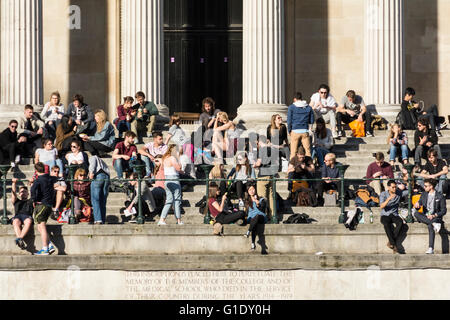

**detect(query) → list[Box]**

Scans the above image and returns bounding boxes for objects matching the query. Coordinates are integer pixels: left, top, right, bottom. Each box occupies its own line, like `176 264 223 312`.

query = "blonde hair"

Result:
387 123 401 144
270 114 281 132
162 144 177 160
217 111 229 123
95 109 107 133
210 162 224 179
74 168 87 180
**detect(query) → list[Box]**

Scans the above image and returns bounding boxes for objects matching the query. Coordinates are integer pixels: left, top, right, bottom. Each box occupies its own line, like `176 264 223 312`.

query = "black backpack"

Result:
283 213 316 224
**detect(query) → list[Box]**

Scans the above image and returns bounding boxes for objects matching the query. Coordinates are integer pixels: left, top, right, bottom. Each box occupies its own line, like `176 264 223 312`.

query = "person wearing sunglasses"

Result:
309 84 338 138
0 119 27 168
65 139 89 173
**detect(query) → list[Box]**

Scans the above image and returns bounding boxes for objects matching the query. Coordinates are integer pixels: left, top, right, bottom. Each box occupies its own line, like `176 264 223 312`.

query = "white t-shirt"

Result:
310 92 337 114
67 152 84 165
36 148 58 163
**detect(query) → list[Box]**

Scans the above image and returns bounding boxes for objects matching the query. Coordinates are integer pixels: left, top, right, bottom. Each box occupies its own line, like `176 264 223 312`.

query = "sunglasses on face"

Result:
10 125 17 128
320 91 328 94
71 145 78 148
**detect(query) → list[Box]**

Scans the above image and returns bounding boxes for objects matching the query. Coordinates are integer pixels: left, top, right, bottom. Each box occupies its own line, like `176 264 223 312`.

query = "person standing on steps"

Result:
287 92 315 159
31 162 56 255
158 145 183 225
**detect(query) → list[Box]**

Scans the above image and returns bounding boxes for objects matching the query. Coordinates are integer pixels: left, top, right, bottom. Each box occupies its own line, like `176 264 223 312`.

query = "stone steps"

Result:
1 253 450 271
1 224 448 255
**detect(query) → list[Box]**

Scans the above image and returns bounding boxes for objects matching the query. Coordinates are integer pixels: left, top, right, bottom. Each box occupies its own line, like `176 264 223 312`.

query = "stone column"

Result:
0 0 43 122
364 0 404 122
237 0 287 128
121 0 169 121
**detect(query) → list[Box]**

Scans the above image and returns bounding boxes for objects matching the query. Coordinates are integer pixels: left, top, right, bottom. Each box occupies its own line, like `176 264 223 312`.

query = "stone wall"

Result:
43 0 119 119
2 269 450 299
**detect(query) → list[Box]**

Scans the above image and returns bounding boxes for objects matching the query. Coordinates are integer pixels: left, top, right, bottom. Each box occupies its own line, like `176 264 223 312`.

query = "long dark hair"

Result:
60 115 74 133
244 184 258 210
315 117 327 140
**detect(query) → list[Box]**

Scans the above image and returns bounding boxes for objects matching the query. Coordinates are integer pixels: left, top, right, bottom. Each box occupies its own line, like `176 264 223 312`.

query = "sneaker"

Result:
15 238 26 250
48 242 56 254
177 221 184 225
366 132 374 137
129 216 137 223
244 231 250 238
433 222 441 233
157 220 166 225
35 248 50 256
14 155 21 164
426 247 434 254
251 243 256 250
436 130 443 137
439 122 448 130
10 162 15 169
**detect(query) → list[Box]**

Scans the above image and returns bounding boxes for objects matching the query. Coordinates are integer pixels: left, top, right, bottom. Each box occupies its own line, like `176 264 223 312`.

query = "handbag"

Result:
349 120 365 137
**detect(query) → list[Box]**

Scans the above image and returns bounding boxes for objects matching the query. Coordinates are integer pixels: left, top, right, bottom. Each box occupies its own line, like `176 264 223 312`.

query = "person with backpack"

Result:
379 180 405 254
414 179 447 254
244 184 268 254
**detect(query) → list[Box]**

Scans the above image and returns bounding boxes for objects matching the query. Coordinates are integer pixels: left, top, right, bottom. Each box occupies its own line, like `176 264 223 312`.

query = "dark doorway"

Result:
164 0 243 117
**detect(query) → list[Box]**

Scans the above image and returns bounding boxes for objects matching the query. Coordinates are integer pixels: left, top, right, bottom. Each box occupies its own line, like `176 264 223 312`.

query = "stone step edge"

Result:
1 254 450 271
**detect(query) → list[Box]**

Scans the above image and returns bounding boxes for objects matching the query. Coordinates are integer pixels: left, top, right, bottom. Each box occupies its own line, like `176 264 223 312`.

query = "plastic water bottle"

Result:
370 211 374 224
238 199 245 211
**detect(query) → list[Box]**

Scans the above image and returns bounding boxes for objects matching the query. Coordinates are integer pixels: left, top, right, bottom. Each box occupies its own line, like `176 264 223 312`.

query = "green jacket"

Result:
133 101 159 121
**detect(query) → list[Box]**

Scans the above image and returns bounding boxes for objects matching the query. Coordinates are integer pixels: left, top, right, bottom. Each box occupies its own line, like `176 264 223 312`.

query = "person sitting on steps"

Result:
336 90 373 138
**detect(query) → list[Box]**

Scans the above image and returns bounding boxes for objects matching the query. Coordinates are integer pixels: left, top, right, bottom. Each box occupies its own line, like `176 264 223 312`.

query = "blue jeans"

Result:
142 156 155 177
160 175 182 220
90 172 110 223
44 159 64 173
311 147 329 166
390 144 408 161
117 120 131 137
113 158 135 179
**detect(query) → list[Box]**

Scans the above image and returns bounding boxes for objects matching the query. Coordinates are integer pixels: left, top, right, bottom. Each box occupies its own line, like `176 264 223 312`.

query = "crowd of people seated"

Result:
6 85 449 256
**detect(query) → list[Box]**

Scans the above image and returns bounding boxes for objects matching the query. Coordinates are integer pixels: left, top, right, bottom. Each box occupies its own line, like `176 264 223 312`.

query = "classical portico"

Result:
0 0 411 127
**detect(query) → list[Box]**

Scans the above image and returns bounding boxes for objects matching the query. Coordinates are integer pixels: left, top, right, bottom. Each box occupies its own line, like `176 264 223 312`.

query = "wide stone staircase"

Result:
1 125 450 271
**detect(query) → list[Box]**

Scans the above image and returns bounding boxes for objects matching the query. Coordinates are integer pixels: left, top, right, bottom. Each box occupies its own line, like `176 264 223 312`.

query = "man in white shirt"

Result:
309 84 338 138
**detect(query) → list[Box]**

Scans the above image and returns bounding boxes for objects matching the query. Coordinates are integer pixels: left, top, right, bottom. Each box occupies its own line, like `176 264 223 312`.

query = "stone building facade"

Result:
0 0 448 126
